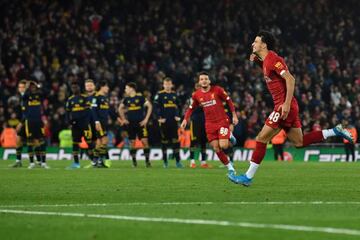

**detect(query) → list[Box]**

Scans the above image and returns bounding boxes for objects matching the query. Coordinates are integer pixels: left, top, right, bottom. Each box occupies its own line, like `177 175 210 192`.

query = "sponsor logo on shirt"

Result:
201 100 217 107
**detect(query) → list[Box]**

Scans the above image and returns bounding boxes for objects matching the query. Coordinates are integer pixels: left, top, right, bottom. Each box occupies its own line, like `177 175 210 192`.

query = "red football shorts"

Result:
205 120 231 142
265 103 302 131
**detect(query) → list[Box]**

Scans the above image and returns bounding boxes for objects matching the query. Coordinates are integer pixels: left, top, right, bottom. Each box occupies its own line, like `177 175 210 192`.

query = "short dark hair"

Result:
18 80 27 85
257 30 276 50
98 80 108 89
71 80 81 86
126 82 137 91
197 71 209 82
163 77 173 83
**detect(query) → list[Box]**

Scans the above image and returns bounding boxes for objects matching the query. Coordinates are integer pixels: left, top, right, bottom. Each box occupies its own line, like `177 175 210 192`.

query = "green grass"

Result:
0 160 359 240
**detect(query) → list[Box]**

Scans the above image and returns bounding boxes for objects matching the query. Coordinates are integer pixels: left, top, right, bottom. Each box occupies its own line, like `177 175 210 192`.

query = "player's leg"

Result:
68 123 82 169
189 120 199 168
287 125 353 148
170 120 182 168
229 123 237 146
140 137 151 167
229 125 280 185
127 124 138 167
199 123 208 168
36 138 48 168
139 124 151 167
25 121 36 169
200 140 208 168
160 123 169 167
172 138 182 168
279 144 284 160
94 122 109 168
13 134 23 167
86 123 97 167
344 143 350 162
273 144 279 160
350 143 355 162
209 139 235 173
221 133 234 163
34 140 42 165
27 144 35 169
218 125 236 171
129 140 137 167
86 141 97 167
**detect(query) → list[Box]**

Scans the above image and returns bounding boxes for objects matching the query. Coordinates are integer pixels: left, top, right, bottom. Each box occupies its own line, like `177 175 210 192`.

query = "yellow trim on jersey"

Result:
190 121 196 141
25 120 30 137
143 127 148 137
128 106 141 111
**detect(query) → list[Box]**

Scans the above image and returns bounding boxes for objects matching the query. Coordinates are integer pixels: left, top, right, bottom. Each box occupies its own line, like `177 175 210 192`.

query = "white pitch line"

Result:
0 209 360 236
1 201 360 208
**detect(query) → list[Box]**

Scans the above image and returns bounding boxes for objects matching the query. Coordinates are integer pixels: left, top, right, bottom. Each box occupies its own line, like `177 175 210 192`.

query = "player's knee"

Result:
294 142 303 148
213 146 220 152
219 142 229 150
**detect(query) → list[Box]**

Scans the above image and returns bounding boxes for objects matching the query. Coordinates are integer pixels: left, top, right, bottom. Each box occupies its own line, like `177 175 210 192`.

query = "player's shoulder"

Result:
136 93 143 97
68 95 75 100
268 51 285 61
158 90 165 94
212 85 224 92
192 89 201 97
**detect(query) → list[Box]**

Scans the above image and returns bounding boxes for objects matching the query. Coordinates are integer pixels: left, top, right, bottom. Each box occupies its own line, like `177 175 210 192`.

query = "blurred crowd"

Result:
1 0 359 147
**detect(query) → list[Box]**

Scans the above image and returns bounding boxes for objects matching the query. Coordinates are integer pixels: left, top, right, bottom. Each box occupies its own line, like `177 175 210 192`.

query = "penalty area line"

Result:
0 209 360 236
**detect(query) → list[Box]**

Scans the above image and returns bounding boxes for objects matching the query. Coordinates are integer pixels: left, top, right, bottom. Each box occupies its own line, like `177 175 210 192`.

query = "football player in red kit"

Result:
229 30 353 186
181 72 239 177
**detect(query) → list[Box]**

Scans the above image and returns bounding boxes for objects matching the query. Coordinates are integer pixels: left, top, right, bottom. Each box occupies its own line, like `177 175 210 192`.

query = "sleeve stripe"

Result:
226 97 230 100
280 70 286 76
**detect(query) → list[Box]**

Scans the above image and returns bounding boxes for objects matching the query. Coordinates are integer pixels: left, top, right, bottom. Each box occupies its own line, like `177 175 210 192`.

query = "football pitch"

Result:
0 160 359 240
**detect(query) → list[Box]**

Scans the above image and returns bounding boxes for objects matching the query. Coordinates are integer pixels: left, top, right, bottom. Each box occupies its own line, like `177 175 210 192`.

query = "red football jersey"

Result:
262 51 298 108
184 85 234 124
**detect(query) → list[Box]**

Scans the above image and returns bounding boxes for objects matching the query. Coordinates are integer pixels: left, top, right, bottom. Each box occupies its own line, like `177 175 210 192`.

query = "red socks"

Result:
302 131 324 147
216 151 229 165
251 141 267 164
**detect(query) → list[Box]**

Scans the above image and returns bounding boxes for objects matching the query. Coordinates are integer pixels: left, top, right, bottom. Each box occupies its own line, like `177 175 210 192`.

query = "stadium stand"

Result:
0 0 359 146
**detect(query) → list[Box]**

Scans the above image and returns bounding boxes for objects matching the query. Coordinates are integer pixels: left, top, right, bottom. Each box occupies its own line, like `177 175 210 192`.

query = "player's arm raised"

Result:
278 70 295 120
117 102 129 125
140 99 152 127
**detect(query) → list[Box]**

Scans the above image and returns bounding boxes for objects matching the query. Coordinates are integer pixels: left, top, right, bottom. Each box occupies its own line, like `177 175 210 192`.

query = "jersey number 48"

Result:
268 111 281 123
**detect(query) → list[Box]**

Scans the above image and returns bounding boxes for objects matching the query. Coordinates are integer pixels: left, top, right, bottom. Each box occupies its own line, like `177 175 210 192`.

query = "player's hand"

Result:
277 103 290 120
249 53 257 62
158 118 166 124
232 115 239 125
174 117 181 122
180 119 187 129
15 123 22 133
139 118 148 127
117 117 129 126
95 121 103 132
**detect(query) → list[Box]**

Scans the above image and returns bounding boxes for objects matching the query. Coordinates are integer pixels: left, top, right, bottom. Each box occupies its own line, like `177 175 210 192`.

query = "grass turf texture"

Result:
0 160 359 240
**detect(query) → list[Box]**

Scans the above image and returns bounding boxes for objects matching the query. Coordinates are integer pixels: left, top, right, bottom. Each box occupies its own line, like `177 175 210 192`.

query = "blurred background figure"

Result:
343 120 358 162
271 129 287 161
